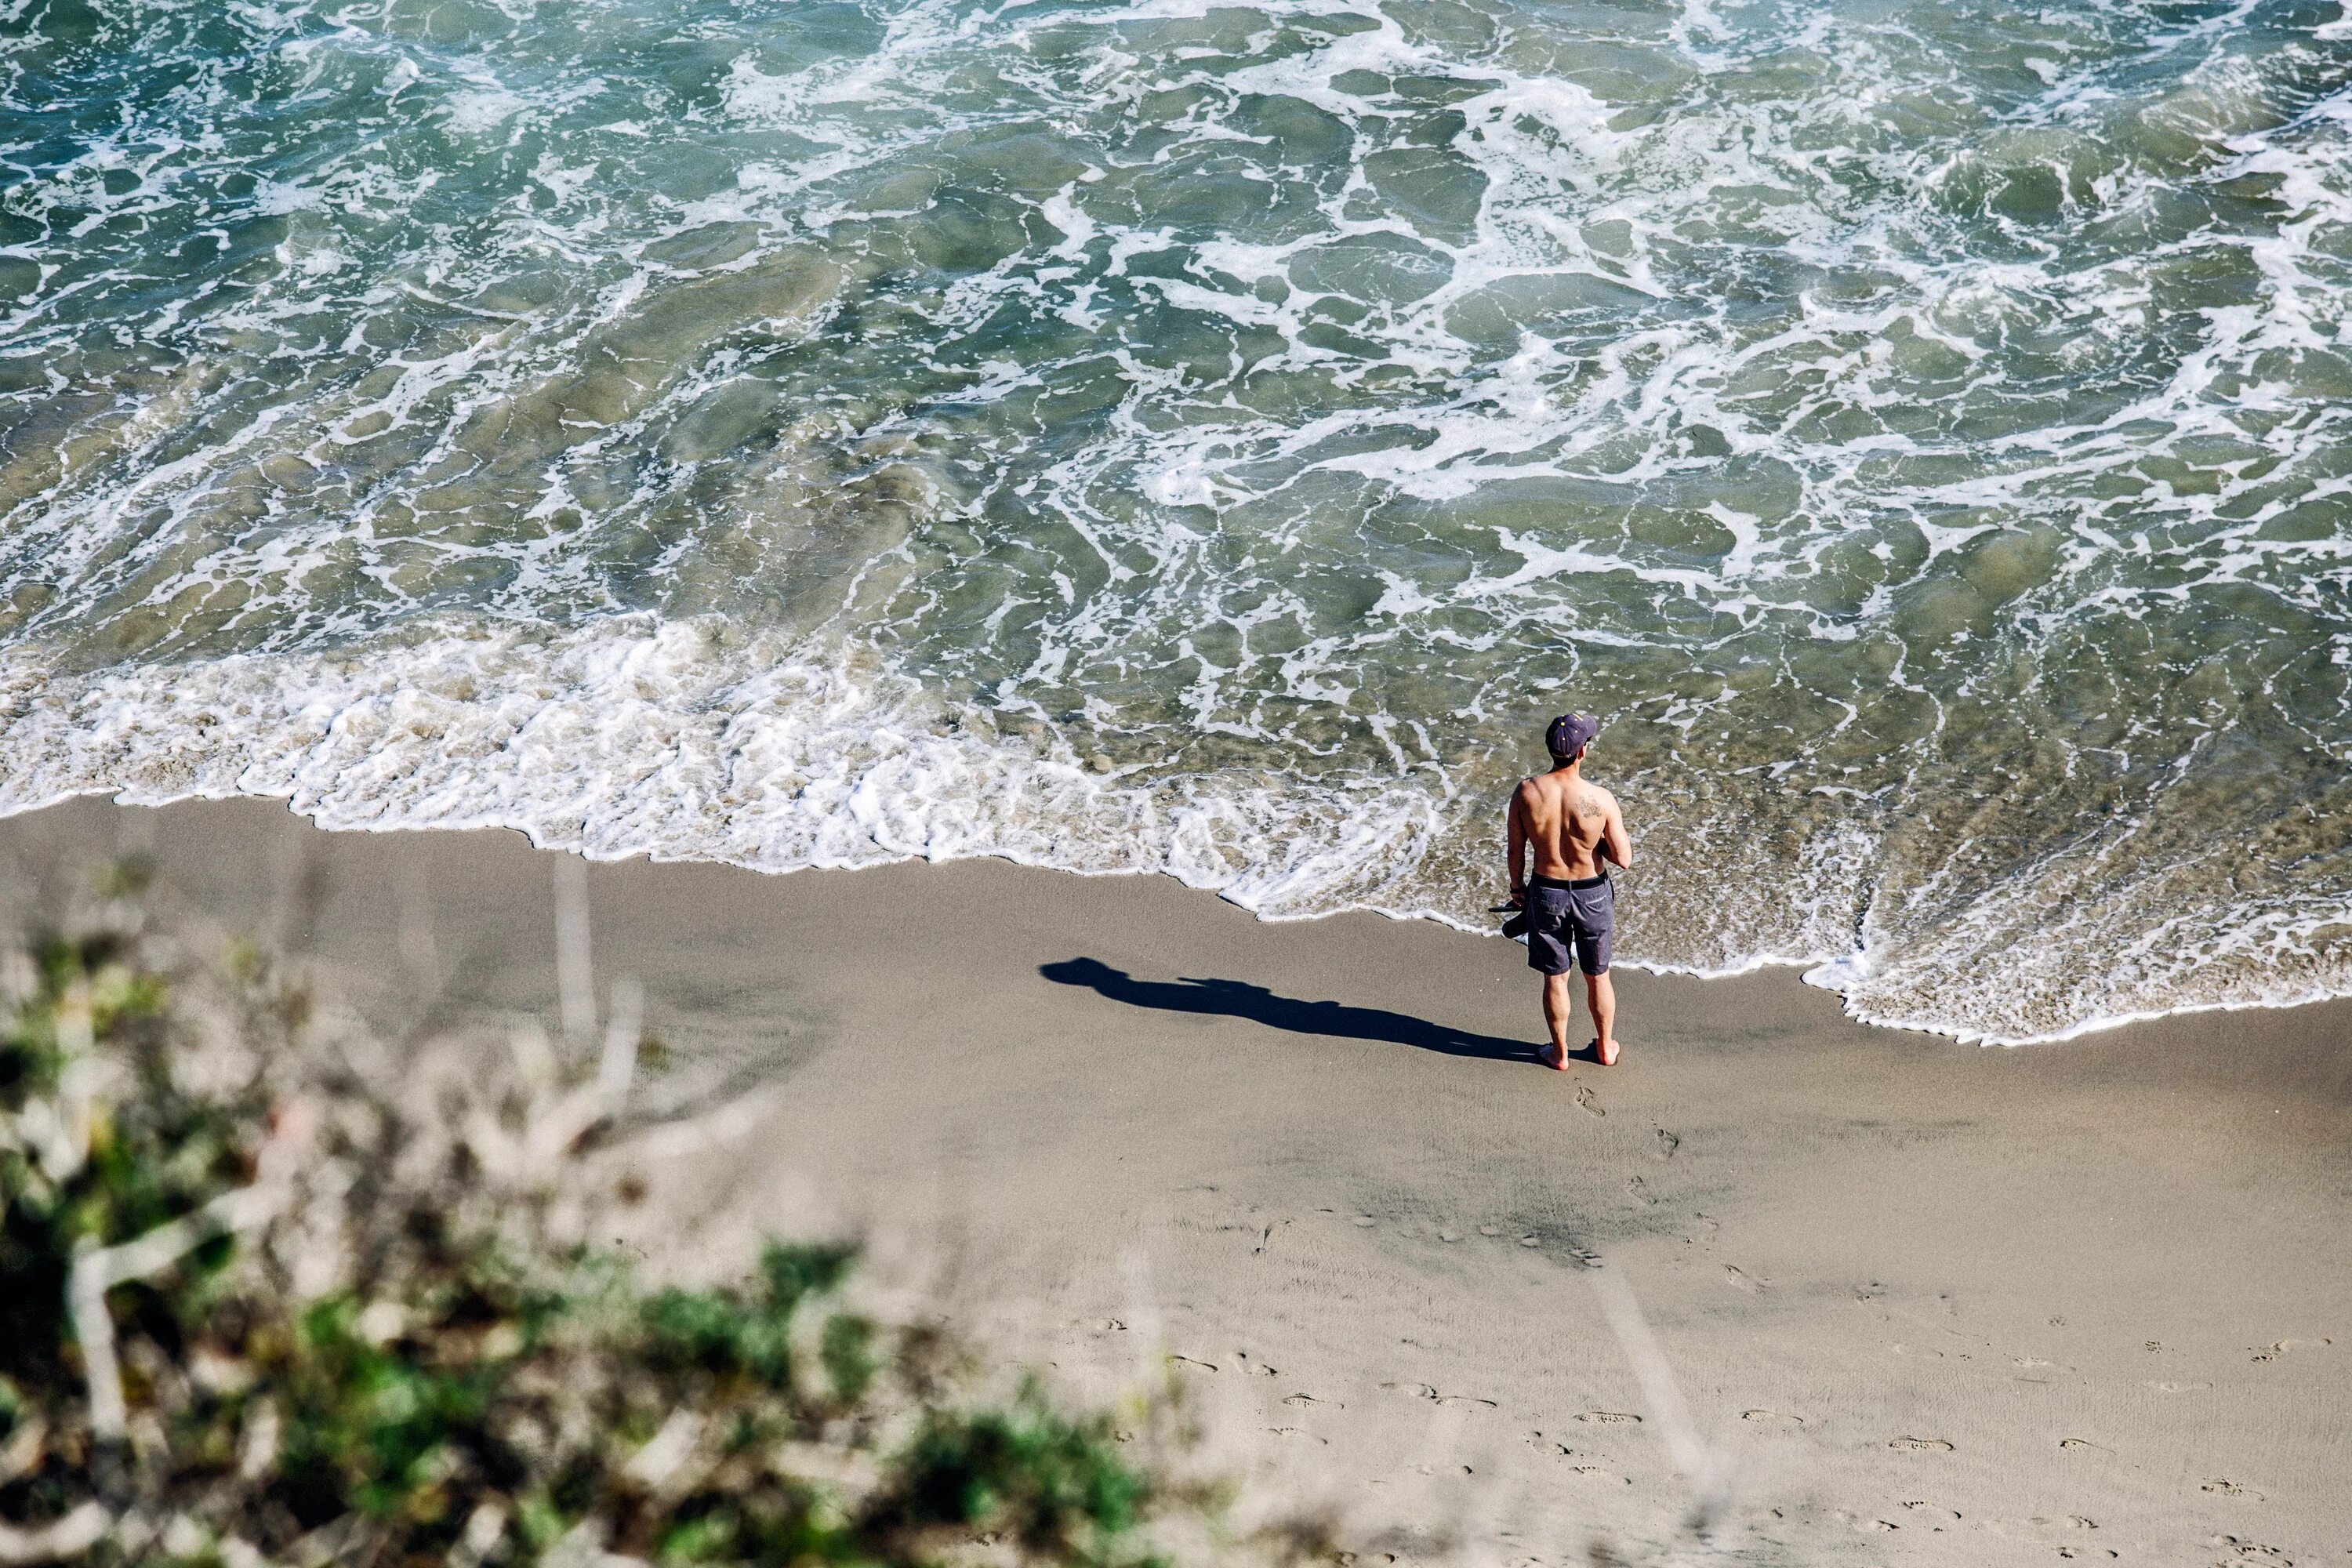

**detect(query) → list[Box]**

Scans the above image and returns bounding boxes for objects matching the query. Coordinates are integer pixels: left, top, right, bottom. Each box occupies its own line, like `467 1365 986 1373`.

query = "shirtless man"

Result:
1505 713 1633 1068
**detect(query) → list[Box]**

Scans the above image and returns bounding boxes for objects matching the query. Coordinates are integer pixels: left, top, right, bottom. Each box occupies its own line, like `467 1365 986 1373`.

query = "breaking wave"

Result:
6 0 2352 1040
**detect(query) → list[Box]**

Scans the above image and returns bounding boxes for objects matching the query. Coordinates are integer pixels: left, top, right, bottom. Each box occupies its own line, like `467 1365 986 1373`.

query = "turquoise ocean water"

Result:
6 0 2352 1040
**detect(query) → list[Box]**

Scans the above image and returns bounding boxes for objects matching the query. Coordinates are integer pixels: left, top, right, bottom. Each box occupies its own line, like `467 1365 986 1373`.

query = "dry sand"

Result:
5 795 2347 1565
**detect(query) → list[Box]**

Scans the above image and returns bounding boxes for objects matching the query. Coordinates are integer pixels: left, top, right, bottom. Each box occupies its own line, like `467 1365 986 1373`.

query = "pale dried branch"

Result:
0 1503 109 1566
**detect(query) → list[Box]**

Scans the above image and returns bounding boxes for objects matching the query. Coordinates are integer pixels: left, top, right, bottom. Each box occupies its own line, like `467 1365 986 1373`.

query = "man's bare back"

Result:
1506 713 1632 1069
1509 771 1629 884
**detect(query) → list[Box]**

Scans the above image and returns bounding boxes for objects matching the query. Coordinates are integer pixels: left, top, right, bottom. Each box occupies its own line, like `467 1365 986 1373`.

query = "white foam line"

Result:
5 612 2350 1050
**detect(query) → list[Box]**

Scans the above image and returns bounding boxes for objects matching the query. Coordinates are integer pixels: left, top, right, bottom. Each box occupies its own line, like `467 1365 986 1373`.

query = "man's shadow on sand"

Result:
1040 957 1543 1064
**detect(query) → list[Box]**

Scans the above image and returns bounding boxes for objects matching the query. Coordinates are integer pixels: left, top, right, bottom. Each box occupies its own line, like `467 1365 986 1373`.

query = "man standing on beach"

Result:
1506 713 1632 1069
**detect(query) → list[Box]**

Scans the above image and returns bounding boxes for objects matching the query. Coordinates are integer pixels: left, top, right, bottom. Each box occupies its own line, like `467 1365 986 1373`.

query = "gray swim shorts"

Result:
1524 874 1613 976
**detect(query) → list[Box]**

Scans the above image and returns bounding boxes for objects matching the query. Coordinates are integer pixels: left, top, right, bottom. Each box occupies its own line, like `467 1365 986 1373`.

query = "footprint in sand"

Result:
1900 1501 1961 1524
1263 1427 1328 1444
1723 1265 1766 1294
1653 1127 1680 1159
1352 1215 1377 1228
1740 1409 1805 1429
1233 1352 1278 1376
1379 1381 1496 1408
1478 1224 1504 1236
1575 1085 1606 1117
2248 1337 2332 1362
2058 1438 2108 1453
1889 1436 1954 1452
1167 1355 1218 1374
2201 1479 2267 1501
2054 1548 2118 1560
1625 1176 1658 1205
1576 1410 1642 1425
1567 1465 1632 1485
2031 1515 2098 1530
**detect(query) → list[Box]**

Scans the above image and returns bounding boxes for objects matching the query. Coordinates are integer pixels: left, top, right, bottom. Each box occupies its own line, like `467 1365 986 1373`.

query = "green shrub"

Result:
0 894 1319 1568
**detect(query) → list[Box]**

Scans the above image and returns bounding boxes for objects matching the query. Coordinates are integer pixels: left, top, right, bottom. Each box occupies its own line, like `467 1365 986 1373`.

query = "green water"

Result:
5 0 2352 1039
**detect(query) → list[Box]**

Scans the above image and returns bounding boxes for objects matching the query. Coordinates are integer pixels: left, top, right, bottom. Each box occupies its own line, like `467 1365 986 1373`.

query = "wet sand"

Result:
5 795 2347 1565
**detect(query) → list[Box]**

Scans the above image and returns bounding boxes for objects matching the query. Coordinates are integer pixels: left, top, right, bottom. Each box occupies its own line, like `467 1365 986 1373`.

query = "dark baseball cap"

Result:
1546 712 1600 757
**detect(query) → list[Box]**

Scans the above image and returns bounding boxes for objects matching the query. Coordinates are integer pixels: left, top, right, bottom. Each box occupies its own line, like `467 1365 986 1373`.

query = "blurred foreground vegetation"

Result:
0 875 1324 1568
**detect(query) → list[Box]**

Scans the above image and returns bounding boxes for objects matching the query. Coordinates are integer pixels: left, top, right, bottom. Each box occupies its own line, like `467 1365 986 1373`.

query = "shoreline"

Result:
5 783 2348 1050
5 793 2349 1563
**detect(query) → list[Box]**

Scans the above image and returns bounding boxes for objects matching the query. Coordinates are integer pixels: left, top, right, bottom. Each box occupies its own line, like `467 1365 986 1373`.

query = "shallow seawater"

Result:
5 0 2352 1040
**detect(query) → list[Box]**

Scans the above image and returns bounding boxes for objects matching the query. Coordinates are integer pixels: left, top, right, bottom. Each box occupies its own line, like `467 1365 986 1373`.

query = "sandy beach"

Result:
5 794 2346 1566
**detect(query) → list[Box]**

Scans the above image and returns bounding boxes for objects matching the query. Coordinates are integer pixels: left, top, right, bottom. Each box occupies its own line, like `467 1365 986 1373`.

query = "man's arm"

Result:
1505 782 1529 904
1602 795 1633 869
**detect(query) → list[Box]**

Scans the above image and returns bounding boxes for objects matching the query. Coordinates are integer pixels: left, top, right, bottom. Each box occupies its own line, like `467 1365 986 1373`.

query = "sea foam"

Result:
6 0 2352 1042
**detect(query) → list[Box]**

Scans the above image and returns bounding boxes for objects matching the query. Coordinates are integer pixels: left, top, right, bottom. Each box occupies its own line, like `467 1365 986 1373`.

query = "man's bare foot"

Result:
1593 1036 1620 1067
1540 1040 1568 1069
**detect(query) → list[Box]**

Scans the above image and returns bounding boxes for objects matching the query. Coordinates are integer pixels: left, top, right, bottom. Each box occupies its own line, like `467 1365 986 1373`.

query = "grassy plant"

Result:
0 884 1325 1568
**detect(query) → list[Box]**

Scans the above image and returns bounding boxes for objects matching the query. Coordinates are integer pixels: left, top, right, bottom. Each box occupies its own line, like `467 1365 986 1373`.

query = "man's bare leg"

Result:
1586 971 1619 1065
1541 971 1574 1067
